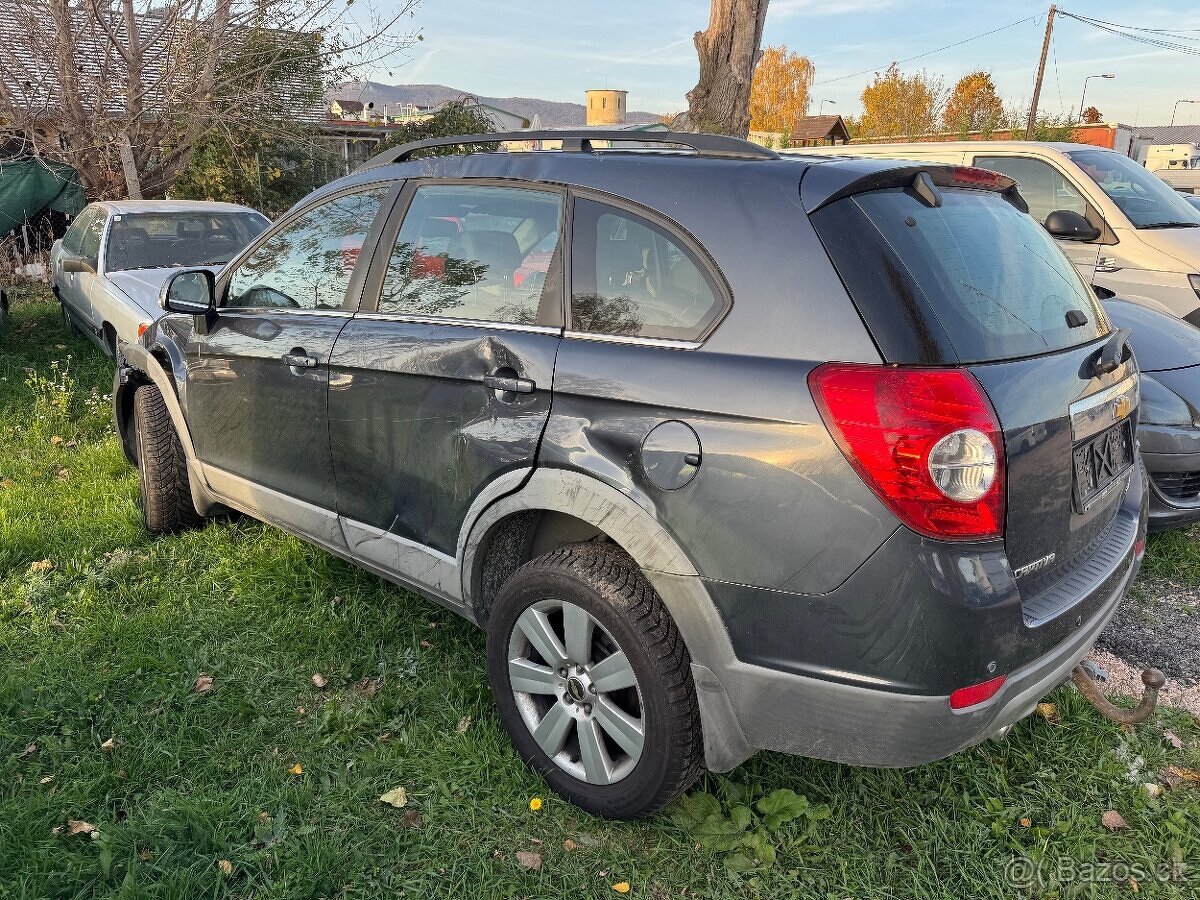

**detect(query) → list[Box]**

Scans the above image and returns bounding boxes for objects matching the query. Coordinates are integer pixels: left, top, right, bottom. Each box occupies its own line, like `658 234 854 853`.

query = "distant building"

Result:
749 115 850 150
329 99 367 121
586 89 627 126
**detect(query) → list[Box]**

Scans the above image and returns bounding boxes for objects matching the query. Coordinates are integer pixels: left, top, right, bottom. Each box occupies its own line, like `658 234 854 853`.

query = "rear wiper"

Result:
1140 222 1200 229
1094 327 1132 376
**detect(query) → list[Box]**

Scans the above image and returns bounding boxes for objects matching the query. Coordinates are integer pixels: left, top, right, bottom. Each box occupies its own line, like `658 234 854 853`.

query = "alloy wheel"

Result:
507 598 645 785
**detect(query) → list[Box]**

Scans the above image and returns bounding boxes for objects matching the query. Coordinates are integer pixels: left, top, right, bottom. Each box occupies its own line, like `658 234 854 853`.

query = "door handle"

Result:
483 373 535 394
281 351 319 369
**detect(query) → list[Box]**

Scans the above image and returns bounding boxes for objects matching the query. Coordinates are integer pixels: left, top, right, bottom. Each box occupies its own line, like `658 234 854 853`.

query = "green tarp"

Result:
0 159 87 237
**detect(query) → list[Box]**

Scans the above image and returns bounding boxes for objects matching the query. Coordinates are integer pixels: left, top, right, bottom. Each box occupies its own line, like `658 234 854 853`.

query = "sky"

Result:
358 0 1200 128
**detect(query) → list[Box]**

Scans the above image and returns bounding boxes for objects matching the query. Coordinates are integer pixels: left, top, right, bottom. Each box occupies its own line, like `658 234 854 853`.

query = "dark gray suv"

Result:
114 131 1147 819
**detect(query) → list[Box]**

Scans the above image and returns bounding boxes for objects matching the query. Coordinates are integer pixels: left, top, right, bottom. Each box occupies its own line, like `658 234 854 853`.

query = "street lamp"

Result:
1171 99 1200 126
1078 74 1115 119
818 99 836 114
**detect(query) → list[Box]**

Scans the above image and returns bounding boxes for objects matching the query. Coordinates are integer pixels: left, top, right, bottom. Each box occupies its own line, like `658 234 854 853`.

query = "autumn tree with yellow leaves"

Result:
942 71 1005 136
858 63 944 139
750 45 815 134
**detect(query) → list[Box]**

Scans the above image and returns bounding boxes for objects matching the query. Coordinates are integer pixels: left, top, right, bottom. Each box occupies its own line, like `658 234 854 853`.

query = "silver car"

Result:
51 200 269 355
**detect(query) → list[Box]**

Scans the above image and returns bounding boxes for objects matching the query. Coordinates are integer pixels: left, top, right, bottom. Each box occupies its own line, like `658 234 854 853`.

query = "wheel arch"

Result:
116 340 216 514
460 467 755 773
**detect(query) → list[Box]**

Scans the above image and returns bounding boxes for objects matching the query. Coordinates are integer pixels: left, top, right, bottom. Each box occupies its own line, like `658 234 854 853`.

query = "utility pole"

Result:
1025 5 1056 141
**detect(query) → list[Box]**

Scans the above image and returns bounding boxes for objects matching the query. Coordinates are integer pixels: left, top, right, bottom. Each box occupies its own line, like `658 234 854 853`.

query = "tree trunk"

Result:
685 0 770 136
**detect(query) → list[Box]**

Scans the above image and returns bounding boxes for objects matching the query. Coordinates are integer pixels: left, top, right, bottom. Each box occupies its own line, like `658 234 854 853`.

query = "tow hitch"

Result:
1071 664 1166 725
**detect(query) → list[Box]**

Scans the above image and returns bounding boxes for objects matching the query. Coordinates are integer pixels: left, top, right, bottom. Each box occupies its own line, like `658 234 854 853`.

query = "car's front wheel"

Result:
486 543 703 818
133 383 202 534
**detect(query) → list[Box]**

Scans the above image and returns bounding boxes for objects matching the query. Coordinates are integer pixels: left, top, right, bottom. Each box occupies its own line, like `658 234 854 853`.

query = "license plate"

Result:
1072 419 1133 512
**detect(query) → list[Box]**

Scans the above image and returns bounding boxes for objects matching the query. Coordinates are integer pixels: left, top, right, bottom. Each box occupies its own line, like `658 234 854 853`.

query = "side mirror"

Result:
61 253 97 275
160 269 215 315
1044 209 1101 242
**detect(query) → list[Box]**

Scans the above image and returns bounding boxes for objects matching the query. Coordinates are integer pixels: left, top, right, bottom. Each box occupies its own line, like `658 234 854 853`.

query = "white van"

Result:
784 142 1200 323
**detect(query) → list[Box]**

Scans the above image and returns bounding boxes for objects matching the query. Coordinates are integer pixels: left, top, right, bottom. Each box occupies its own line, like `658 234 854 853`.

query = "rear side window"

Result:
811 187 1108 364
570 198 725 341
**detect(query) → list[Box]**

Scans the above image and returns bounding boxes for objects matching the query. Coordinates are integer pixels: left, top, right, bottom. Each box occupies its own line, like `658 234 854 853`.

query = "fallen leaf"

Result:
17 742 37 760
1035 702 1059 723
1018 817 1031 828
1130 876 1139 893
1163 730 1183 750
288 763 303 775
515 850 541 870
456 715 471 734
295 706 306 715
355 677 383 698
1144 782 1163 799
138 849 153 861
1166 766 1200 784
612 883 631 894
39 775 53 785
55 468 69 481
66 820 95 836
100 737 115 752
116 769 126 779
311 673 327 689
400 809 422 829
0 478 15 489
50 436 63 445
65 440 77 449
378 787 408 808
193 674 214 693
217 859 232 875
29 560 52 573
1102 810 1129 831
420 640 433 648
529 797 543 811
563 838 578 852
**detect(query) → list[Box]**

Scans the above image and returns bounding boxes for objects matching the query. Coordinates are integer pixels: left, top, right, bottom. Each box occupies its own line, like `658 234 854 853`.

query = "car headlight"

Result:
1140 374 1197 427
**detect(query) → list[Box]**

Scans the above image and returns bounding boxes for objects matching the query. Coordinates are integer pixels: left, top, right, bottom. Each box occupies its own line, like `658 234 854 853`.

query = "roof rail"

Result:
356 130 779 171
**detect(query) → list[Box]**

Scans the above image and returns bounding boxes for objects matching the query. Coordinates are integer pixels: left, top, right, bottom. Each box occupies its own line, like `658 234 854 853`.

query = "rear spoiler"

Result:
800 158 1028 215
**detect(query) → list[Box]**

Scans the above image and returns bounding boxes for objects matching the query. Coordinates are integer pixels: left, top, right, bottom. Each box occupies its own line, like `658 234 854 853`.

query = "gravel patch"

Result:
1087 575 1200 716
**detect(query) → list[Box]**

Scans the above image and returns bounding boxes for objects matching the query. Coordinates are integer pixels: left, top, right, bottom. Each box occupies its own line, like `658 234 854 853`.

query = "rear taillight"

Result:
809 363 1005 541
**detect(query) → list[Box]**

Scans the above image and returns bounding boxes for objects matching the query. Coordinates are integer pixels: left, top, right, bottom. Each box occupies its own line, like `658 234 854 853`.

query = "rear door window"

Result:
569 198 726 341
378 184 563 325
811 186 1108 364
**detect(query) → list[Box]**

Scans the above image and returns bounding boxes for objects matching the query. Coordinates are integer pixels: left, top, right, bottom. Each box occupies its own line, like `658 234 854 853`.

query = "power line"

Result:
1058 11 1200 55
811 15 1038 86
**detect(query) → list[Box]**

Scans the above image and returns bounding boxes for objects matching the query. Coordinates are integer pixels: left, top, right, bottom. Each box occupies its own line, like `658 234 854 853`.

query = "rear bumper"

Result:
691 462 1146 768
1140 423 1200 532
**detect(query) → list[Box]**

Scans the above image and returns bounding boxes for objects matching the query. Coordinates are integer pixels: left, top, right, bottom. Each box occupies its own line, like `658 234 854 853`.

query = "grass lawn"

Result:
2 284 1198 899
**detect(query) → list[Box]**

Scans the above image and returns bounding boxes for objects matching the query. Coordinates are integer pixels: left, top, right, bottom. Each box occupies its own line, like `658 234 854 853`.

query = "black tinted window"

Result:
813 187 1107 364
106 212 268 271
226 189 387 310
570 198 724 341
378 185 563 325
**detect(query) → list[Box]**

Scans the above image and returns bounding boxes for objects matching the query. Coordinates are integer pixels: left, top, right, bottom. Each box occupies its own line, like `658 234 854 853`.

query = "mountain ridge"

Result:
330 81 663 127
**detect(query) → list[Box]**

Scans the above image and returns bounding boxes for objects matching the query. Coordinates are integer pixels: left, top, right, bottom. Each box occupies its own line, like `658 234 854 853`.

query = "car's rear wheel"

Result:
133 383 202 534
486 543 702 818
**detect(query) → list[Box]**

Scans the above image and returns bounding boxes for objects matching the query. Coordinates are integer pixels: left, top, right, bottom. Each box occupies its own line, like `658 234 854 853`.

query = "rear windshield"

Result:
106 212 269 272
811 186 1109 364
